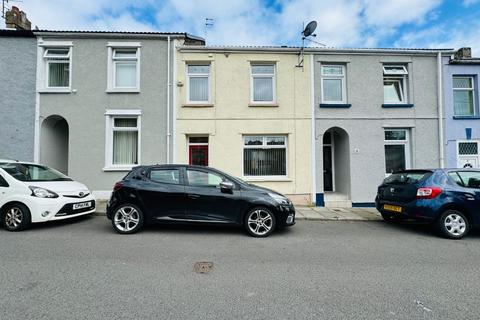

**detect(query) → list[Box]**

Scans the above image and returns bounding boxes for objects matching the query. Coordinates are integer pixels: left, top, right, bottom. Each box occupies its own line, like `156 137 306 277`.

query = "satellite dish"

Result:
302 21 317 38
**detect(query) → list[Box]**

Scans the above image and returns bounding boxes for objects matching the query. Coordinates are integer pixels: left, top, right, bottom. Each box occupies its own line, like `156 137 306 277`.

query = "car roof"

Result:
0 159 40 165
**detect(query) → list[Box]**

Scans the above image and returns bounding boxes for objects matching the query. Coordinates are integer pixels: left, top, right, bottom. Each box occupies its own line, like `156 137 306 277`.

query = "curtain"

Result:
453 91 474 116
115 62 137 87
189 77 208 101
48 62 69 87
323 79 342 101
113 131 138 165
253 77 273 101
244 148 286 176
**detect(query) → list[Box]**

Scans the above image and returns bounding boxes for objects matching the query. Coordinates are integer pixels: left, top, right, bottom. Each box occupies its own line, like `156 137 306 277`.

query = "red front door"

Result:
189 145 208 166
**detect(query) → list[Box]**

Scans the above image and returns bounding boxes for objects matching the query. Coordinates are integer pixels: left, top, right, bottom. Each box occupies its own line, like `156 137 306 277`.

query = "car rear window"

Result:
383 171 432 185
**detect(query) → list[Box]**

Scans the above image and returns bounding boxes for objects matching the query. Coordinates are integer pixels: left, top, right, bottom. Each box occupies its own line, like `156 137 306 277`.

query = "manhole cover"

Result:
193 262 214 274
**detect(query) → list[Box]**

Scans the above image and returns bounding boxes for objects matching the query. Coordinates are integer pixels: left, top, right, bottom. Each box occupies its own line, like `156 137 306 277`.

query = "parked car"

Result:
376 169 480 239
0 160 96 231
106 164 296 237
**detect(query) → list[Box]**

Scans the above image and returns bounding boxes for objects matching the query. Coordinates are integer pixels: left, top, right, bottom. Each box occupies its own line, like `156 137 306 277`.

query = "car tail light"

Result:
416 187 442 199
113 181 124 192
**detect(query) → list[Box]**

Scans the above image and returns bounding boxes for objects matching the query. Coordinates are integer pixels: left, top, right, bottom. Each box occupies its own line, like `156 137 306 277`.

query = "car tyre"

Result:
111 204 144 234
2 203 31 232
244 207 276 237
437 209 469 239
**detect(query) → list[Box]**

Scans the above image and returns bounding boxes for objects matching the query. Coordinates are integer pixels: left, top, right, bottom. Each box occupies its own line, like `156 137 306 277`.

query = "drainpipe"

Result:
310 54 316 204
437 52 445 168
166 36 171 163
34 36 43 163
172 39 178 163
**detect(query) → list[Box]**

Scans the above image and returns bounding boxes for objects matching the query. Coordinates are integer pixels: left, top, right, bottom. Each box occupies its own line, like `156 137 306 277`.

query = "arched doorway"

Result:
40 115 69 175
323 127 351 206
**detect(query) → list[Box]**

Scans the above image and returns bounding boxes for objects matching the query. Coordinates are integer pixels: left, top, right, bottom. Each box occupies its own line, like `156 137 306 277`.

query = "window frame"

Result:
104 110 142 171
186 64 211 104
107 42 141 93
242 135 288 179
384 129 411 175
250 64 276 104
452 76 476 117
383 65 408 104
321 64 347 104
39 43 73 93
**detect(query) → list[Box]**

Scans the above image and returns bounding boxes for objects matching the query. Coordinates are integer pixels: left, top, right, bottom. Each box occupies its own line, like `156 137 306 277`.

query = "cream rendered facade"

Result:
175 47 313 205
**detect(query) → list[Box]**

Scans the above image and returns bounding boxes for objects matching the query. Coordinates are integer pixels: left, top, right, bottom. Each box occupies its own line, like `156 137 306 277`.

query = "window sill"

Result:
38 88 72 93
382 103 414 108
182 103 214 108
103 166 135 172
243 177 292 182
319 103 351 108
106 88 140 94
453 116 480 120
248 103 279 107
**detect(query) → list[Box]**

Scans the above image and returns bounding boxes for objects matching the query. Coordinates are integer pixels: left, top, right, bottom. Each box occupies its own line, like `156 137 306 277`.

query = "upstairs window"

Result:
383 65 408 104
107 43 141 92
453 77 475 116
44 48 71 88
321 65 346 103
251 65 276 103
187 65 210 103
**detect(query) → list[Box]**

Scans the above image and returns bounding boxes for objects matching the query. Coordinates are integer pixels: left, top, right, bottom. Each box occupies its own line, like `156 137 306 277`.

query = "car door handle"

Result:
188 194 200 199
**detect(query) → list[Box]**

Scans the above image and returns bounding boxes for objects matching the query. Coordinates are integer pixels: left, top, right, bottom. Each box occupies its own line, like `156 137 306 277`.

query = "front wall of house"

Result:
443 57 480 169
39 37 170 194
176 51 312 204
0 36 36 161
314 54 441 205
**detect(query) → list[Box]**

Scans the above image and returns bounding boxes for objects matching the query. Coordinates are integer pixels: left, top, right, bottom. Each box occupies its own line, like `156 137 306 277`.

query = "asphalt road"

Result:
1 216 480 320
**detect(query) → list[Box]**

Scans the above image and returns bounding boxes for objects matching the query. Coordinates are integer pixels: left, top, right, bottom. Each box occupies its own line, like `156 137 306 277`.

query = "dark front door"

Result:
136 167 186 220
323 146 333 192
184 168 241 223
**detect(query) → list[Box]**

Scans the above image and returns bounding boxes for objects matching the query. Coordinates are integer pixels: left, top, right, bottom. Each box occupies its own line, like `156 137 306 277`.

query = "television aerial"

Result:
297 20 324 68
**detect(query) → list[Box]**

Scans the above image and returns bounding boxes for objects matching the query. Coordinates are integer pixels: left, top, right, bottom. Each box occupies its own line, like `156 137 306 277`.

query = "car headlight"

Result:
29 186 59 198
268 192 289 205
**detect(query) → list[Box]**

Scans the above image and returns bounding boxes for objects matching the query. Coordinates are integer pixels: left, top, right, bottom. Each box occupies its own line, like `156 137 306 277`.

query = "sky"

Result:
9 0 480 54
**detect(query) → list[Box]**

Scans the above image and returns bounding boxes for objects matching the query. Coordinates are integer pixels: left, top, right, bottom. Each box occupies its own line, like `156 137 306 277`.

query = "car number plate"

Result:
383 204 402 213
73 201 91 210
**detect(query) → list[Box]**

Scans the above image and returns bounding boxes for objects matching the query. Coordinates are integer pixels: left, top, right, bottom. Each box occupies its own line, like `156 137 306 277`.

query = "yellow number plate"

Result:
383 204 402 213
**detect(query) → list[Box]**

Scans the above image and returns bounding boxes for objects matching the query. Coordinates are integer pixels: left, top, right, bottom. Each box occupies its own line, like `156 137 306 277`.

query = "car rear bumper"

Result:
375 197 439 221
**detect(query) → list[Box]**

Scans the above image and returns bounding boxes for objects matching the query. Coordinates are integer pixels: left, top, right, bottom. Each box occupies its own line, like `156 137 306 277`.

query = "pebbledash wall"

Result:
175 47 313 205
0 29 36 162
35 31 203 198
442 51 480 169
312 48 455 207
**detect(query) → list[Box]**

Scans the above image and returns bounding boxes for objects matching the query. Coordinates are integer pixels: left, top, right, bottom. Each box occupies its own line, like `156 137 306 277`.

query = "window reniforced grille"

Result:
44 48 71 88
458 142 479 155
251 65 275 103
243 136 286 177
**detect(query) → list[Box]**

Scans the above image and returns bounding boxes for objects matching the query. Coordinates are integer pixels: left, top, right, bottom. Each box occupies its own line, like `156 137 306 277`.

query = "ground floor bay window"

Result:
105 110 141 170
384 129 410 174
243 136 287 178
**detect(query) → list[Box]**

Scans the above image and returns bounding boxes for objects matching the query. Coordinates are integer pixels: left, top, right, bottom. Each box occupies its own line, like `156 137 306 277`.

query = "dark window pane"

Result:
457 172 480 188
244 148 286 176
385 145 406 173
150 169 180 184
189 137 208 143
385 130 406 141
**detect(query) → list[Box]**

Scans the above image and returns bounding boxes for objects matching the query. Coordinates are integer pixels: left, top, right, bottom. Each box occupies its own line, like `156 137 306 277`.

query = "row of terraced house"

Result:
1 21 480 207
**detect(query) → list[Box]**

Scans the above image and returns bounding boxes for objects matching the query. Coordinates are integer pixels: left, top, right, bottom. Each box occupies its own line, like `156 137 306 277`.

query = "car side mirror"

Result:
220 181 234 193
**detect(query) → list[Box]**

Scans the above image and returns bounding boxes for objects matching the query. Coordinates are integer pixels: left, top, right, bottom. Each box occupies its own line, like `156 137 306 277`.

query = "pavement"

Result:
95 199 382 221
1 217 480 320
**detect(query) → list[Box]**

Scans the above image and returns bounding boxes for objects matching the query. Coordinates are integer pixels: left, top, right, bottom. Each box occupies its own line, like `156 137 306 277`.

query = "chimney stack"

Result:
5 6 31 30
454 47 472 60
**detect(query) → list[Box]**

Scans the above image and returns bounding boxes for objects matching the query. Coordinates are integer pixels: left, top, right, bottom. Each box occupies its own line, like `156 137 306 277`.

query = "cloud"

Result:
463 0 480 6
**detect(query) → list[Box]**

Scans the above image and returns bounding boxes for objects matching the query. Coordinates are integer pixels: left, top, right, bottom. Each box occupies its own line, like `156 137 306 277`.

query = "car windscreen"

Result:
0 163 72 182
383 171 432 185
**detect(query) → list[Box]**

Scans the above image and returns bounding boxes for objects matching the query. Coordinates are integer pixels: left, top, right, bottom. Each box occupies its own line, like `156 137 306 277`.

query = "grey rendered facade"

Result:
442 50 480 169
36 31 203 198
313 49 453 207
0 30 36 162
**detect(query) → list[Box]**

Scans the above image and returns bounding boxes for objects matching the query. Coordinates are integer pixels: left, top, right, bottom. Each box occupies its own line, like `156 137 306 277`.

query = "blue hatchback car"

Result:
376 169 480 239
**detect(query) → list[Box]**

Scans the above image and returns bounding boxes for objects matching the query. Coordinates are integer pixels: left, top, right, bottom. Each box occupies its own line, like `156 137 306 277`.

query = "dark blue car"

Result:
376 169 480 239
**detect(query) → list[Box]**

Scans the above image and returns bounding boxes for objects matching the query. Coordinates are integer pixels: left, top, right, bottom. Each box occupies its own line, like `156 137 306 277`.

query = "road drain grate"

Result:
194 262 214 274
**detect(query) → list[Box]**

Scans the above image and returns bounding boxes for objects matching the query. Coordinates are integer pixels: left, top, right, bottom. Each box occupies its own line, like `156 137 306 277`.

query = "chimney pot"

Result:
455 47 472 60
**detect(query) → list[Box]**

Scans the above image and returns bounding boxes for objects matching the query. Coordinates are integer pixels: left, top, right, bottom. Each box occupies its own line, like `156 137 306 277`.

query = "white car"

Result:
0 160 96 231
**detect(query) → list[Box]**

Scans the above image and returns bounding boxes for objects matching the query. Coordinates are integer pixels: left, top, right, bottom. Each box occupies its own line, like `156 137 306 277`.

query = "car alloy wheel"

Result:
2 204 31 231
246 208 275 237
444 213 467 237
113 205 143 234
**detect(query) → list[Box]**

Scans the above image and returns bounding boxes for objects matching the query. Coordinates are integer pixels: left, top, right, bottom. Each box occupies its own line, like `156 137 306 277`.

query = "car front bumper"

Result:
275 204 296 227
29 195 96 223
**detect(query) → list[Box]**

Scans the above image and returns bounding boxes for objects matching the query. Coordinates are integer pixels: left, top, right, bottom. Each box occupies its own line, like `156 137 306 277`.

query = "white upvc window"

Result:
107 43 141 92
384 129 411 174
104 110 141 171
321 65 346 103
250 64 276 104
383 65 408 104
243 135 287 178
453 76 476 116
43 47 72 90
186 65 210 103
